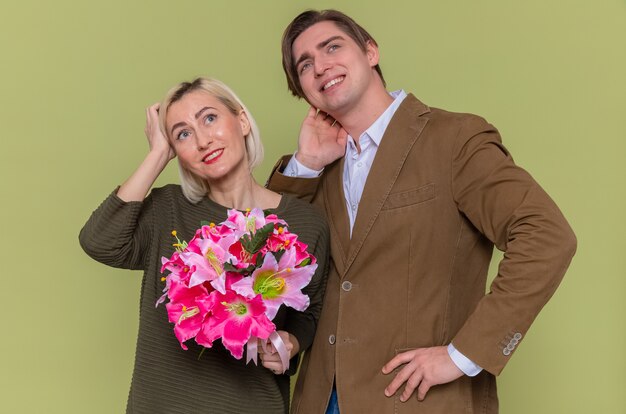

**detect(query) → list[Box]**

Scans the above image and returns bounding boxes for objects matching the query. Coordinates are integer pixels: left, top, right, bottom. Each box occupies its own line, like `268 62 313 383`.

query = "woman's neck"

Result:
207 174 280 211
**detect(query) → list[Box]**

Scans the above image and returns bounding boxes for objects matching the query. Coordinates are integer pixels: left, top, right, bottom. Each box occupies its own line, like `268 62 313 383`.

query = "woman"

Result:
79 77 329 413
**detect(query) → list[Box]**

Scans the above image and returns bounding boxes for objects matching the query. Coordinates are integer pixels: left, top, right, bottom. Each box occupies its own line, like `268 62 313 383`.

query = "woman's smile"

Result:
202 148 224 164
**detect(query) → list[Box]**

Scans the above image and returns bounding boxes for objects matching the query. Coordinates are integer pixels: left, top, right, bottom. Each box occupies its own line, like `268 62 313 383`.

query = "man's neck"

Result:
335 85 394 141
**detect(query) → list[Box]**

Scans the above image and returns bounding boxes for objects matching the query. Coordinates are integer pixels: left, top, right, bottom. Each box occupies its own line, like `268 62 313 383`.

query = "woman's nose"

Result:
196 131 213 150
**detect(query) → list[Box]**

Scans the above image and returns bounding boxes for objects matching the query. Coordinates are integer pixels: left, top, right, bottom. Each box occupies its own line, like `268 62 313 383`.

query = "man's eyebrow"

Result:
318 35 344 49
294 35 345 69
295 52 312 70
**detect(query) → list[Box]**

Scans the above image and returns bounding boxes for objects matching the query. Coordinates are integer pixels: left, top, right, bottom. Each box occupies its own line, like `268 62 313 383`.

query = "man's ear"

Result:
365 40 380 68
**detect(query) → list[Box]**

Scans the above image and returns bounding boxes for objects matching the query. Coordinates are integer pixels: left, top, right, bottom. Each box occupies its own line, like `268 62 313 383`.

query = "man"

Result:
266 9 576 414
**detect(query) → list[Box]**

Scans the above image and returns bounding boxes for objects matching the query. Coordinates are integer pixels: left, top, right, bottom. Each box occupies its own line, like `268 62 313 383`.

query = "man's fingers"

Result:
382 346 465 404
400 373 422 402
417 380 431 401
307 106 317 119
337 128 348 145
382 351 414 374
313 109 327 119
387 369 430 403
313 110 337 126
384 363 414 397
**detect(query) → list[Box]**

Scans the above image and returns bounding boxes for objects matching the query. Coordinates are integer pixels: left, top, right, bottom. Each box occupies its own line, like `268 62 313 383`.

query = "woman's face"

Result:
166 90 251 184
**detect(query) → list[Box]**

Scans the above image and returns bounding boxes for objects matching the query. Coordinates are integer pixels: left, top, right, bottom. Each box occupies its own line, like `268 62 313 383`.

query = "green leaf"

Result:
241 222 275 254
255 252 265 267
224 262 255 275
223 262 239 273
297 257 311 267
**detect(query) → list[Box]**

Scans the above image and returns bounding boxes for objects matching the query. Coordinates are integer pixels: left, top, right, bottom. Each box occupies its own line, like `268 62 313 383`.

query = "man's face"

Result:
292 21 379 118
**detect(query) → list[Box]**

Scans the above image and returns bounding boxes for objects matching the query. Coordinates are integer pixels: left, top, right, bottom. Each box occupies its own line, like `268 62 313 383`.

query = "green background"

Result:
1 0 624 412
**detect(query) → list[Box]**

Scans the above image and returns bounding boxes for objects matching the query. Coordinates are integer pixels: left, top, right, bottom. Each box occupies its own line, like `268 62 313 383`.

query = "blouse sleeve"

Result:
79 188 155 271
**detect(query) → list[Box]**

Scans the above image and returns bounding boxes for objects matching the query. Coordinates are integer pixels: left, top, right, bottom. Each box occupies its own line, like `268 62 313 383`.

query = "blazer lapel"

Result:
344 94 430 275
323 156 351 273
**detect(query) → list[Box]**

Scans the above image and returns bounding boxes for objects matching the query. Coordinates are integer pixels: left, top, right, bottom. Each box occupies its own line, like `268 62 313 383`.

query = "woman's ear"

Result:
238 111 251 137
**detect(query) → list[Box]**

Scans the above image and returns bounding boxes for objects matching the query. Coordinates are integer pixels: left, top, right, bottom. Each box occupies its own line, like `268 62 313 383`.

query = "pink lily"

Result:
182 237 235 288
228 240 260 270
196 289 275 359
264 229 298 254
231 249 317 320
165 278 212 350
293 240 316 266
224 208 286 234
157 254 195 306
197 222 237 242
160 252 191 280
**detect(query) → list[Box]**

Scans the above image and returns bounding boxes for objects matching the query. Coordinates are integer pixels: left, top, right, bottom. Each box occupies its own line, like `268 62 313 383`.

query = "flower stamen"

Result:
221 301 248 316
171 230 188 251
177 305 200 324
205 248 224 275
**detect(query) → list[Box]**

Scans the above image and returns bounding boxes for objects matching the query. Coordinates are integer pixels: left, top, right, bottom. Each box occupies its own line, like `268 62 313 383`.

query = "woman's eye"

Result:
177 130 190 140
205 114 217 124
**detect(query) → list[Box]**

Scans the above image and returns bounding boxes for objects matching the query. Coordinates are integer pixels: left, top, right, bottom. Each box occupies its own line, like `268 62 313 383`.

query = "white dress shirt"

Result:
284 90 482 377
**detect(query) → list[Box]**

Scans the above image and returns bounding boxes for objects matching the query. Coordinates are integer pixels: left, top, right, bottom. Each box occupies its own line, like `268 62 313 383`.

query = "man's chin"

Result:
304 94 346 116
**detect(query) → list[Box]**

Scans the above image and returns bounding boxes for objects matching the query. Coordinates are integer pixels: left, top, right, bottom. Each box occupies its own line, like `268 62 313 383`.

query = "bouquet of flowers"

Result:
157 208 317 372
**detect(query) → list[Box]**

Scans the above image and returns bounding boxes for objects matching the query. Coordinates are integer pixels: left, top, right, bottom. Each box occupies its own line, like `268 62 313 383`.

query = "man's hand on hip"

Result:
382 346 464 402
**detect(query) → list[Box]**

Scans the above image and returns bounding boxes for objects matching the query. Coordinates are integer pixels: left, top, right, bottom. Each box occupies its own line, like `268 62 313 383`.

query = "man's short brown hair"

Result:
281 9 385 99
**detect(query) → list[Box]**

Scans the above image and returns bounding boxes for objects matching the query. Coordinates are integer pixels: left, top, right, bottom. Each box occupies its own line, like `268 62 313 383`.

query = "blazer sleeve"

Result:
449 116 577 375
78 188 155 271
266 155 323 202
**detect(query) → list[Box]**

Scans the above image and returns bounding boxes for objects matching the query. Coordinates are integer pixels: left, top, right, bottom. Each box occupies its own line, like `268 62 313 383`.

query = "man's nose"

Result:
314 58 331 78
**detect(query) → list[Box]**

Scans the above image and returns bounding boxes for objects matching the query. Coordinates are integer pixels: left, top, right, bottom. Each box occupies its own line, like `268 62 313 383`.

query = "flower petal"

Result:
222 317 253 359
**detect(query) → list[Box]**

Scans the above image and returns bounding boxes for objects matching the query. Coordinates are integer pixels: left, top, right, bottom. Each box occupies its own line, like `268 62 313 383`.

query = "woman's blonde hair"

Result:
158 77 263 203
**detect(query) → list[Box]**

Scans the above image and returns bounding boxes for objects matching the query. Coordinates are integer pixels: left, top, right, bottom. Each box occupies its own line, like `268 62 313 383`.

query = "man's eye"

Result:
300 63 311 74
328 44 339 52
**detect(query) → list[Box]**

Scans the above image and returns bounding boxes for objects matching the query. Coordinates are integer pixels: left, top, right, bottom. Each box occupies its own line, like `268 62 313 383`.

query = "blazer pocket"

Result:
382 183 436 210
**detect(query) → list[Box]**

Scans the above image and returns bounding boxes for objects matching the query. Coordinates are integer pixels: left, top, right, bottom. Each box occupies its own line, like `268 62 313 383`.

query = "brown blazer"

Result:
268 94 576 414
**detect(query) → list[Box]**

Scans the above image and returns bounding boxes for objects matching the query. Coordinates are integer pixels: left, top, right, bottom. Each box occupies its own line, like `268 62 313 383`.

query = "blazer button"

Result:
329 334 336 345
503 348 511 356
341 281 352 292
513 333 523 340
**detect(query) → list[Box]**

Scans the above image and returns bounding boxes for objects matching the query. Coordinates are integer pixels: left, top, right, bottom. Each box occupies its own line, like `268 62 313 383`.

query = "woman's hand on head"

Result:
145 103 175 161
116 103 176 202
